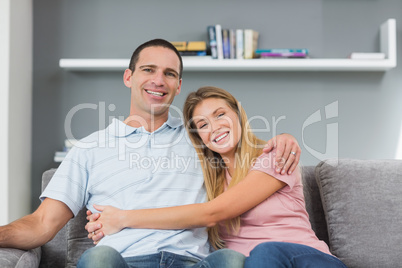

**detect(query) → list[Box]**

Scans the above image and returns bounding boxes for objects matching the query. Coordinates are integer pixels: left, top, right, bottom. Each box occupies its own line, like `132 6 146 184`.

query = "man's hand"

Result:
86 205 125 244
263 133 301 175
86 209 103 244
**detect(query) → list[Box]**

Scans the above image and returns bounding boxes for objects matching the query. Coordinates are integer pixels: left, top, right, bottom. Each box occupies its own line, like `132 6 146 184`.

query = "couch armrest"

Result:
0 247 41 268
41 168 57 192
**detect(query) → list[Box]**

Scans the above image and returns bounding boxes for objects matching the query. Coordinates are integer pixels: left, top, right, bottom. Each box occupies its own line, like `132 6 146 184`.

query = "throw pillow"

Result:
315 159 402 268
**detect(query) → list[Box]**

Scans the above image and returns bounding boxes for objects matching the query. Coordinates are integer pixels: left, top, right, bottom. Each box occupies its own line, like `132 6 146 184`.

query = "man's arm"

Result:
264 133 301 175
0 198 73 250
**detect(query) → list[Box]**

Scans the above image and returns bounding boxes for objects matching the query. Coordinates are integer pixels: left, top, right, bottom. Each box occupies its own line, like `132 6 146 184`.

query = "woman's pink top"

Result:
219 151 331 256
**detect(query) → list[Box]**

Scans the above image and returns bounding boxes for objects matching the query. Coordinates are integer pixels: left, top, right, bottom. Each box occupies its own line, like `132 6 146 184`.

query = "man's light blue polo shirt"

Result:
41 115 210 259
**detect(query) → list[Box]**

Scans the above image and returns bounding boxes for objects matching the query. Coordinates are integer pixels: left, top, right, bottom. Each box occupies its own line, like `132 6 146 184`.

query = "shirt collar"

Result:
108 113 183 137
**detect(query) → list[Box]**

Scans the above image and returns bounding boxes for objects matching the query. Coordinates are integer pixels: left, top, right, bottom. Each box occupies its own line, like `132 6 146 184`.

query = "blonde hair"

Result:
183 86 265 249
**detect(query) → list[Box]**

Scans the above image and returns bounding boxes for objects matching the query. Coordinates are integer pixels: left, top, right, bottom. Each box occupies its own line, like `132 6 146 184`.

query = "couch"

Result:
1 158 401 268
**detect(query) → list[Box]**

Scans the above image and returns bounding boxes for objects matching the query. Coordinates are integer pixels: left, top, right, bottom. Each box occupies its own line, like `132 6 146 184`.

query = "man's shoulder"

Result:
72 128 109 149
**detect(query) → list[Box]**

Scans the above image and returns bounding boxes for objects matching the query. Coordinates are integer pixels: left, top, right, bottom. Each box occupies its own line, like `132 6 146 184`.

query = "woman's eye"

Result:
217 113 225 118
199 123 207 129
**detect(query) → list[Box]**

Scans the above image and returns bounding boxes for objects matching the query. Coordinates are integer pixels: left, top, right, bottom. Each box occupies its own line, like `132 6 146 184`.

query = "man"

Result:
0 39 301 267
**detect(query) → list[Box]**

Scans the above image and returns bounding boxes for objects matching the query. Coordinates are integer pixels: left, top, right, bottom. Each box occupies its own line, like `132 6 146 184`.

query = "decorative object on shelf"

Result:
349 52 386 60
59 19 396 72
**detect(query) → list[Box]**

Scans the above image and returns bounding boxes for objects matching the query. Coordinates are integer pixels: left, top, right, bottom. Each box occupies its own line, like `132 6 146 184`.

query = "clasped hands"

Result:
86 204 125 244
86 133 301 243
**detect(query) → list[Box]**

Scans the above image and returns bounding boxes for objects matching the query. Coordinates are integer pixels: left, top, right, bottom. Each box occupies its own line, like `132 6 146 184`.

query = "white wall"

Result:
31 0 402 209
0 0 11 225
0 0 32 225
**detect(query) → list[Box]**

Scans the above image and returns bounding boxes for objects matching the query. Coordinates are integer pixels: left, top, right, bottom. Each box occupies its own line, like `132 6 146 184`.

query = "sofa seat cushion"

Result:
0 247 41 268
316 159 402 268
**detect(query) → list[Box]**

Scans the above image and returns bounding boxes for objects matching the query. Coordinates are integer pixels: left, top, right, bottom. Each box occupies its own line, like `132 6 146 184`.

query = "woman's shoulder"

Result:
251 149 301 190
252 149 277 170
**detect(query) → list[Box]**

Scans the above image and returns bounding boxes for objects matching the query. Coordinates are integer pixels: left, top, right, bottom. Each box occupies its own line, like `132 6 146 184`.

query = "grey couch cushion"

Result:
315 159 402 268
0 247 41 268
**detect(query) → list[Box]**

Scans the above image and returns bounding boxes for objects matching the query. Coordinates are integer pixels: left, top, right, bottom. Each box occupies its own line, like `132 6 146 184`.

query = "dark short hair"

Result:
128 38 183 79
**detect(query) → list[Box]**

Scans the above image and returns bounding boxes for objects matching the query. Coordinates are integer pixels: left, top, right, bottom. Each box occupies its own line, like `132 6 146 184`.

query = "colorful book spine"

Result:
236 29 244 59
229 29 236 59
222 29 230 59
207 26 218 59
244 29 259 59
215 24 224 60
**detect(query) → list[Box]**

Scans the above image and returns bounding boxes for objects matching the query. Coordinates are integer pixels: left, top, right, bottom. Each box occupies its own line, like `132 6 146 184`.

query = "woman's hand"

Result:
263 133 301 175
85 204 125 244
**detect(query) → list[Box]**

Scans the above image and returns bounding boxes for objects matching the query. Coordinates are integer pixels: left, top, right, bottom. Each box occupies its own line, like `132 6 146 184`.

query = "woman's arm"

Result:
86 170 286 240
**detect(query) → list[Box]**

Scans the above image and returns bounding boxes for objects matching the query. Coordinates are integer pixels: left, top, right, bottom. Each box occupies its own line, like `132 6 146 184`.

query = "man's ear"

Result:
175 79 182 96
123 69 133 88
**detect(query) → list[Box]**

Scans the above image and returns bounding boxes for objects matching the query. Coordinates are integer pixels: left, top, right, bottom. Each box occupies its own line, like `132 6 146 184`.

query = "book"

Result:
258 52 308 58
222 29 230 59
186 41 206 51
349 52 385 60
171 41 207 56
229 29 236 59
244 29 259 59
255 48 308 54
215 24 224 60
179 51 207 56
207 26 218 59
171 41 187 51
236 29 244 59
182 56 213 60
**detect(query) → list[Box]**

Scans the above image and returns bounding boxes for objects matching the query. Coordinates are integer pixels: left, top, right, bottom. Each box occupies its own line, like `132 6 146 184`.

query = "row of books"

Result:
207 25 259 60
172 29 385 61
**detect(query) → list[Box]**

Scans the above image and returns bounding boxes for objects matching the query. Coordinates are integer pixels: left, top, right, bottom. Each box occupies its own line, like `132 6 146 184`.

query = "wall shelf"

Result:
59 19 396 72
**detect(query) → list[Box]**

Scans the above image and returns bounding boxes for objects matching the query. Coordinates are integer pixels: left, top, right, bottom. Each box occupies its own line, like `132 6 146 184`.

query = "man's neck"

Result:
123 113 168 133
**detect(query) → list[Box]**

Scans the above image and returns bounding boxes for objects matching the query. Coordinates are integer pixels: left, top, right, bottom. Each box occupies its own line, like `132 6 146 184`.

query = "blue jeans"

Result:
77 245 245 268
244 242 347 268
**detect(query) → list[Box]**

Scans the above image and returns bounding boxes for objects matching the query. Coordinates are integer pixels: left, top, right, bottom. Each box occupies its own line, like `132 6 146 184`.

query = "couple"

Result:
79 39 345 267
83 85 346 268
0 38 345 267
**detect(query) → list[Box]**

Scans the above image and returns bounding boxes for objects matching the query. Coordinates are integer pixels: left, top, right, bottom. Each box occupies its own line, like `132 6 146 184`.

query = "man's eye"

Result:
166 72 176 77
143 68 153 72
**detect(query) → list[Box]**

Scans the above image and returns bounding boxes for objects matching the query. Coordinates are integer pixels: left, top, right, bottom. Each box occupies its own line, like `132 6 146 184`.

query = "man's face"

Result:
124 46 182 119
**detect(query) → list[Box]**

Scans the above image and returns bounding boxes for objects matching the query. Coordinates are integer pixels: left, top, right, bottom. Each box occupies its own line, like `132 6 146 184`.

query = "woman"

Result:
87 86 346 268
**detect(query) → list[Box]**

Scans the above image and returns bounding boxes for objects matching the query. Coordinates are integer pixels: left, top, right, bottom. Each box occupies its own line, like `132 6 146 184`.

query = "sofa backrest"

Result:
40 169 94 268
301 166 329 245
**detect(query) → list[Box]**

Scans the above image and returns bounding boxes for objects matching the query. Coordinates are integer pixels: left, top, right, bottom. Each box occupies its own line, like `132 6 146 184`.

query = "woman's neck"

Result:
222 153 236 177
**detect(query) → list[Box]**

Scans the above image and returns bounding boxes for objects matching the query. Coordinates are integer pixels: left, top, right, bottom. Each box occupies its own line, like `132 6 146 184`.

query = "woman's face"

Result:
192 98 241 159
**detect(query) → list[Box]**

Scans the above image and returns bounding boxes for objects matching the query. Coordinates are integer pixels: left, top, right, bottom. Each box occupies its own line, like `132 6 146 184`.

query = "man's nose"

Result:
151 71 164 86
